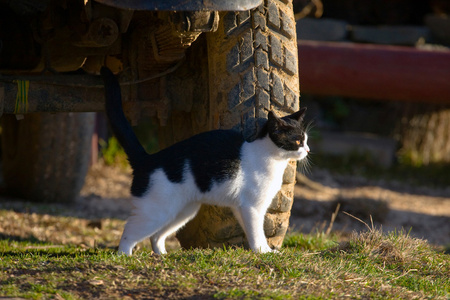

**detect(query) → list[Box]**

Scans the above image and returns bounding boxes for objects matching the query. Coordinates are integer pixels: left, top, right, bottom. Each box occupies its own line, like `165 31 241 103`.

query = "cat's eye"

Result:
296 140 301 145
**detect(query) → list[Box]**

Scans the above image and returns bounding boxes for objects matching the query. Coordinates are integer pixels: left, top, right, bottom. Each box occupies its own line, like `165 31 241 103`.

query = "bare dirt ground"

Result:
292 169 450 248
1 162 449 249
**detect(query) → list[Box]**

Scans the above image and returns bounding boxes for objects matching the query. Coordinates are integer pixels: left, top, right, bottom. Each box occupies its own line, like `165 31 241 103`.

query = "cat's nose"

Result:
305 144 310 153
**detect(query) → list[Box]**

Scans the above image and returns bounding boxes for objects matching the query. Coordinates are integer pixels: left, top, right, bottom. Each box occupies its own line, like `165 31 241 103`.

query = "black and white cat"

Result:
101 67 310 255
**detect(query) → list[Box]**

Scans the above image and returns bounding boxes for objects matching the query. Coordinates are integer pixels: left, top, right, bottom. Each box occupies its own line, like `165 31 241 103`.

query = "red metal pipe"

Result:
298 40 450 103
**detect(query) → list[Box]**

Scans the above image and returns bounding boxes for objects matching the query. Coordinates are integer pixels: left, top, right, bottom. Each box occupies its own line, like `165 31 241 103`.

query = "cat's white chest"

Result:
239 138 290 207
250 159 286 203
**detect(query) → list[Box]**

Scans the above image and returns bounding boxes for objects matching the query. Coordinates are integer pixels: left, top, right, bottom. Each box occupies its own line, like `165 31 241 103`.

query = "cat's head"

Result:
266 108 309 160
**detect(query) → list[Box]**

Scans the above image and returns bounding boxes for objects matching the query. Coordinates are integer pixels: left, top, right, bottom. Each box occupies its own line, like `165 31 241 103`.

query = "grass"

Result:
99 137 129 169
1 211 448 299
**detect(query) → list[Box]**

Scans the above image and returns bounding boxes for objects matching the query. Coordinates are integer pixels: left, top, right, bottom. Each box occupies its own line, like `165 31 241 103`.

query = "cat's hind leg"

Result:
118 198 186 256
150 202 201 254
118 212 168 255
118 217 146 256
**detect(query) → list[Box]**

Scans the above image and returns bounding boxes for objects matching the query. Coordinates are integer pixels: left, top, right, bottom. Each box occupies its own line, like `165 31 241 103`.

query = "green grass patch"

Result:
1 224 448 299
99 137 129 168
283 231 337 251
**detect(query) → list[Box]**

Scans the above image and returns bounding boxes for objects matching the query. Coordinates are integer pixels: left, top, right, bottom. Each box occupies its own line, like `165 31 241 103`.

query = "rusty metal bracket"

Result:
72 18 120 48
169 11 219 33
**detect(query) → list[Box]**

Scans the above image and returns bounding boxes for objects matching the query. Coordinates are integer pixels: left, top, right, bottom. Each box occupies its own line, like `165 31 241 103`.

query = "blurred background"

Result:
289 0 450 248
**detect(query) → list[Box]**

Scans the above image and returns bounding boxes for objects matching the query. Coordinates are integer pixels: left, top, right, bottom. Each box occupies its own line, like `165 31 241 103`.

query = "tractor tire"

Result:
176 0 300 250
1 112 95 203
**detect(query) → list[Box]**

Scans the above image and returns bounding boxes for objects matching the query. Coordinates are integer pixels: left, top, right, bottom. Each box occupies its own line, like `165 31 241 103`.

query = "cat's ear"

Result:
268 111 289 129
287 107 307 122
268 111 279 122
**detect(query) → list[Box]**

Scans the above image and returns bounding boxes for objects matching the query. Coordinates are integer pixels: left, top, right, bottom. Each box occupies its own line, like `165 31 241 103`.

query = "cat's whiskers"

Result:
297 119 315 175
305 120 315 135
298 153 313 175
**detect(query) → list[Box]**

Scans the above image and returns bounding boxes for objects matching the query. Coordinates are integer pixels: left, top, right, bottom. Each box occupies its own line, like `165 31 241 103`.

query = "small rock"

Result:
88 279 104 286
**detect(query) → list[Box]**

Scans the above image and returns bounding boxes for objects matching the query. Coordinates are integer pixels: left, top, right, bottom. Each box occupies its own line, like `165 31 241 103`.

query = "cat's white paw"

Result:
118 239 134 256
118 248 132 256
254 245 275 253
152 247 167 255
150 237 167 255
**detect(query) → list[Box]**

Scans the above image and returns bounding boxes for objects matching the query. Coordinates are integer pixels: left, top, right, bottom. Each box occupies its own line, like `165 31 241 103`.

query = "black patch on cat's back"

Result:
133 130 244 196
130 169 151 197
187 130 244 192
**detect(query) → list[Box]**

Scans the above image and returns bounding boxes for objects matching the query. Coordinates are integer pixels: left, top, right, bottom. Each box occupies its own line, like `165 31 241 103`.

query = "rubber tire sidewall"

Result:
1 112 95 203
176 0 300 250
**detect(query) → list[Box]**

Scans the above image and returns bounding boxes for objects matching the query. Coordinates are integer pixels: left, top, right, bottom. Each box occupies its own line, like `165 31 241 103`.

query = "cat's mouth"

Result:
297 146 309 160
304 144 310 153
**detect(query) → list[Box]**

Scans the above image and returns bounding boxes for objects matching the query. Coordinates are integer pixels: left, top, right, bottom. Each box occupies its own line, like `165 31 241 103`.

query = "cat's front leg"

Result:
238 206 274 253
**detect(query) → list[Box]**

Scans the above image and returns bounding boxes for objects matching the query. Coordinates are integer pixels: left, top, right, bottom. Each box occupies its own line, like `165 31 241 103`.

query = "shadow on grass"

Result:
0 232 117 257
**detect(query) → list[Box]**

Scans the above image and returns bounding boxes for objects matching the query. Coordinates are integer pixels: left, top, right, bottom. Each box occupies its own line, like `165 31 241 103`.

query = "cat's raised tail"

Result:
100 67 148 169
